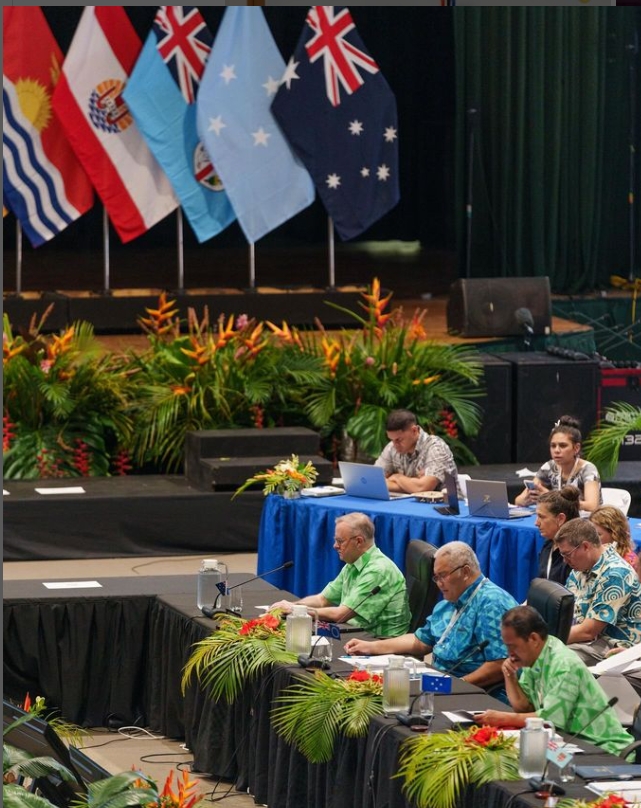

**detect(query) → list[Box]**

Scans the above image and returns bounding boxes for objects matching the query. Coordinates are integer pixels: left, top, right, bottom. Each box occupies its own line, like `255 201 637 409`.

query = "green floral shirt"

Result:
518 635 633 755
321 545 410 638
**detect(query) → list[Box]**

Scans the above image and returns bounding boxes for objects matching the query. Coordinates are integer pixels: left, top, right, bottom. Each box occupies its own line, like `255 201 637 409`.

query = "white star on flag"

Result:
349 120 363 136
326 173 341 189
360 167 370 177
252 127 271 147
220 64 236 84
262 76 280 96
281 58 300 90
377 164 390 181
208 115 226 136
384 126 397 143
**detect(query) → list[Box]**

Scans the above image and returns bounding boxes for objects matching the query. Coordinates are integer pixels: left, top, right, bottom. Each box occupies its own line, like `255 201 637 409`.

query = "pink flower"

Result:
235 314 249 330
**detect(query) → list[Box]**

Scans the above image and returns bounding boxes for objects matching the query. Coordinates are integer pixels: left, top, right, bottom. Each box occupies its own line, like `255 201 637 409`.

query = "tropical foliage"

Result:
232 454 318 499
396 725 519 808
181 611 296 704
2 310 132 479
584 403 641 478
557 797 628 808
271 669 384 763
19 693 91 749
3 280 489 477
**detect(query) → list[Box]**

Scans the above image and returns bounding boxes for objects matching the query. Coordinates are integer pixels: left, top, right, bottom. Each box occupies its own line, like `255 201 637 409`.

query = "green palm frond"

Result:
396 729 519 808
3 783 63 808
271 671 384 763
584 403 641 478
181 614 296 703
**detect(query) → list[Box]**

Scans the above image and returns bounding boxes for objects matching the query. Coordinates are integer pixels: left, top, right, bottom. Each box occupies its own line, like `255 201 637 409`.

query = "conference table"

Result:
4 573 632 808
257 494 641 604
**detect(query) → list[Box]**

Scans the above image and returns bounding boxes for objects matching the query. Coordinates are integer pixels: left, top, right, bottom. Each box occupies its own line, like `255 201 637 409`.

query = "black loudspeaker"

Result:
599 369 641 460
447 277 552 337
500 352 599 464
466 354 512 464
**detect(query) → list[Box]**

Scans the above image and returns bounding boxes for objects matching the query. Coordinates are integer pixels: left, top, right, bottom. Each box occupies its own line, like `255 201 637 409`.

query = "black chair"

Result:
405 539 440 633
620 702 641 762
526 578 575 644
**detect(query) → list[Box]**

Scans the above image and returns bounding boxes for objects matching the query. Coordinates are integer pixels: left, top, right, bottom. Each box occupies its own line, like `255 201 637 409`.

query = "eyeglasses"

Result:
432 564 466 584
558 543 582 561
334 534 361 547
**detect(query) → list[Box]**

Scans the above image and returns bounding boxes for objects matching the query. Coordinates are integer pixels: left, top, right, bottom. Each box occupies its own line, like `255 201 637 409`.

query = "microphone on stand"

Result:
528 696 619 795
297 586 382 670
437 640 490 677
200 560 294 618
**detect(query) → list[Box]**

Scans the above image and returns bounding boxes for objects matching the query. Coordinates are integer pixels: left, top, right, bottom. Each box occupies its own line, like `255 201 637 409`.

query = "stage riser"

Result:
184 427 334 490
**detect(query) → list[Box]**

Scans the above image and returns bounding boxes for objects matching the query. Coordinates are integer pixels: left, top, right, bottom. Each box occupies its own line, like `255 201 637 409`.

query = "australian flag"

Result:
271 6 400 241
316 620 342 640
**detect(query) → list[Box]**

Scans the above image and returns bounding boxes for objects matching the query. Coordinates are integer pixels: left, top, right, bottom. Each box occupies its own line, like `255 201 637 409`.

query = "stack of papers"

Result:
587 780 641 805
338 655 438 677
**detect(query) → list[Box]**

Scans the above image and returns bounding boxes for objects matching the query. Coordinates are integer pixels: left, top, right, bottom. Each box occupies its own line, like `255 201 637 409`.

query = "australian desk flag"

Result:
123 6 235 243
271 6 400 241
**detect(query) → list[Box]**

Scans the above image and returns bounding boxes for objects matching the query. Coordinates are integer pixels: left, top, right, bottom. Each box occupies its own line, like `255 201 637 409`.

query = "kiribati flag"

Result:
2 7 93 247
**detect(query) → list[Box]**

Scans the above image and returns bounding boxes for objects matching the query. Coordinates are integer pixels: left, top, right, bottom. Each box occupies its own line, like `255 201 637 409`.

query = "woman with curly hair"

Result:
589 505 636 566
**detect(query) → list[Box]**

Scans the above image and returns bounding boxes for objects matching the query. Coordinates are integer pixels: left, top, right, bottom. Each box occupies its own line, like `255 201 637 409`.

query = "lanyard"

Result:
436 577 487 650
557 458 579 490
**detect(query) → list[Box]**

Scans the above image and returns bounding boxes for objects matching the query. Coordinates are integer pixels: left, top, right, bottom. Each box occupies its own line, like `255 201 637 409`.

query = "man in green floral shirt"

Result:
479 605 632 755
270 512 410 637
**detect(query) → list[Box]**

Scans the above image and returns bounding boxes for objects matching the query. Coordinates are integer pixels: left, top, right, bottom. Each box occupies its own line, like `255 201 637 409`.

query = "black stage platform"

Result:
3 476 265 561
4 463 639 562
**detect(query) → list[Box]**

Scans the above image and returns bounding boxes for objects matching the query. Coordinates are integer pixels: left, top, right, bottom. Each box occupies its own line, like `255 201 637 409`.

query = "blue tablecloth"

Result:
257 496 641 605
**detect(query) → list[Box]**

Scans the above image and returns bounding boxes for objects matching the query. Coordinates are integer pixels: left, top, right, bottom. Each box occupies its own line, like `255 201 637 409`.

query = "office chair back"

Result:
405 540 440 633
601 488 632 517
526 577 575 644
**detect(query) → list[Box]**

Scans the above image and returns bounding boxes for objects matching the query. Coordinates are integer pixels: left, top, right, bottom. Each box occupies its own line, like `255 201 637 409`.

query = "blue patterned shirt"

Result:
415 576 518 676
566 544 641 646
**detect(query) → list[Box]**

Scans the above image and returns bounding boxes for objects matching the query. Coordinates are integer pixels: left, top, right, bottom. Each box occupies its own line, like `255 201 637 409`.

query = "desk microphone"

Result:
200 560 294 618
437 640 490 677
297 586 382 670
528 696 619 794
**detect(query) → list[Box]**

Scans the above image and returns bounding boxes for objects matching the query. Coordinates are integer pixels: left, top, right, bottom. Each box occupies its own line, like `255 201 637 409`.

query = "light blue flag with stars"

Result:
196 7 315 244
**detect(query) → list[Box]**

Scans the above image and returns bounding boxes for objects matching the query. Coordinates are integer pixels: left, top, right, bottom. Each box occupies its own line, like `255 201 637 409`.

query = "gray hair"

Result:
335 512 375 543
555 518 600 548
434 541 480 574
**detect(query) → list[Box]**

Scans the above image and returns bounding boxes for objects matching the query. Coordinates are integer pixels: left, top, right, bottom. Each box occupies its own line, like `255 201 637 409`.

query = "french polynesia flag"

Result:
52 6 177 243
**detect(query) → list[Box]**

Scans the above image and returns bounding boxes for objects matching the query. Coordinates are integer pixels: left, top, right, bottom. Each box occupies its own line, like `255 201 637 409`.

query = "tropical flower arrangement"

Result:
557 797 629 808
3 279 491 478
181 611 297 704
232 453 318 499
270 669 384 763
129 769 202 808
396 724 519 808
20 693 91 748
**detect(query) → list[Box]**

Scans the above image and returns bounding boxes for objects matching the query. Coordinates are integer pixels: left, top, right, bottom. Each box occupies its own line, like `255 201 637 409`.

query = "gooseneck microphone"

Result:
297 585 382 670
528 696 619 794
200 560 294 618
437 639 490 677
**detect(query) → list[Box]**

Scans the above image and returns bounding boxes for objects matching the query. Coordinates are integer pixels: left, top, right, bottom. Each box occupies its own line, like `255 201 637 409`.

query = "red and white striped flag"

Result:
52 6 177 243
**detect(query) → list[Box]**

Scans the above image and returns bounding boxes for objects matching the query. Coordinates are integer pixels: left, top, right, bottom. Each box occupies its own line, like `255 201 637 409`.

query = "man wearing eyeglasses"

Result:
269 512 411 638
344 541 517 692
555 519 641 664
374 409 458 494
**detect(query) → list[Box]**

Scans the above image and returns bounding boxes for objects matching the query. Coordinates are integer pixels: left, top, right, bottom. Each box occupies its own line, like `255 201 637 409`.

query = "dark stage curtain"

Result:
454 8 641 293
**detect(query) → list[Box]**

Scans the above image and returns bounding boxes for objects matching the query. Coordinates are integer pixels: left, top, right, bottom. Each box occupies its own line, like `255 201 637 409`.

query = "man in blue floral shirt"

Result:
555 519 641 664
344 541 517 692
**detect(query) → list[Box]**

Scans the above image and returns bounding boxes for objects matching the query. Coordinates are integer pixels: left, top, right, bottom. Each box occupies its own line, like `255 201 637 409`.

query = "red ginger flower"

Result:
466 726 500 747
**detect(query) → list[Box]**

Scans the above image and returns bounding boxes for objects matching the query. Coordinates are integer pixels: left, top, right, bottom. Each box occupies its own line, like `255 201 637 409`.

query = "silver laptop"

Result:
338 462 413 501
466 479 533 520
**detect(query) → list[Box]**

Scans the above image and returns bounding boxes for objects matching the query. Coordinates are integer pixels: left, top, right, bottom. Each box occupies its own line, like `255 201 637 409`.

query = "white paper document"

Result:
590 644 641 675
587 781 641 804
35 486 86 495
43 581 102 589
339 655 439 675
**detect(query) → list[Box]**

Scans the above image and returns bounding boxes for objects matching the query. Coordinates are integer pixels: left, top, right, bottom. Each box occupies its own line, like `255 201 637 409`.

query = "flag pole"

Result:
327 216 336 290
248 242 256 289
176 209 185 294
102 207 111 294
15 219 23 296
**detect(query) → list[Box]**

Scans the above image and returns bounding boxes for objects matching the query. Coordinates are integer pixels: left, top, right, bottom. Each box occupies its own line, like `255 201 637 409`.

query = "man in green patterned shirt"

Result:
269 512 410 637
478 605 632 755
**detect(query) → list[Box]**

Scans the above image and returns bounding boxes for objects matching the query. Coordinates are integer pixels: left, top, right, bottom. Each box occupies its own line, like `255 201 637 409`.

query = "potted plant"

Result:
584 403 641 478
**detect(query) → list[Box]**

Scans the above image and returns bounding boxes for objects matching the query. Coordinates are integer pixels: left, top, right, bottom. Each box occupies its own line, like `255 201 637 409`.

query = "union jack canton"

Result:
153 6 212 104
